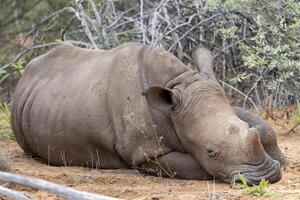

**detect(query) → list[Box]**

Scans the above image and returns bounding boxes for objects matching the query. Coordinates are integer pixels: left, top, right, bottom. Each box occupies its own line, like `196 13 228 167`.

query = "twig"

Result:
140 0 145 43
219 80 258 110
168 13 222 51
61 16 76 41
74 0 99 49
243 75 265 109
26 7 76 37
283 121 300 136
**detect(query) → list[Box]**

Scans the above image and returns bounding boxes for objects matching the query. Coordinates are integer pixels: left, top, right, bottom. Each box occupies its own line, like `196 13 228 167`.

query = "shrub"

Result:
1 0 299 108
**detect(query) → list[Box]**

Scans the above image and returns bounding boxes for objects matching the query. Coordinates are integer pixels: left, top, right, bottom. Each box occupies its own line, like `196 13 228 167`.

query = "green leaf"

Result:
239 173 248 187
238 174 277 197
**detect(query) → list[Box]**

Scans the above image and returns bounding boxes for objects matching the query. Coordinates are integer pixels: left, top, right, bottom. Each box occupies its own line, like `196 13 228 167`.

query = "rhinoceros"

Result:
12 42 286 184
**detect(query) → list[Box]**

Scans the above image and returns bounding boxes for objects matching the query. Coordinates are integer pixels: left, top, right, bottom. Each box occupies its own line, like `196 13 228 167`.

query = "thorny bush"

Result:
0 0 299 108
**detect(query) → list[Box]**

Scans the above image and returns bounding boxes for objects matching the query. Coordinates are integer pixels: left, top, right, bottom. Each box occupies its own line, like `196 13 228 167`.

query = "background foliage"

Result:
0 0 299 109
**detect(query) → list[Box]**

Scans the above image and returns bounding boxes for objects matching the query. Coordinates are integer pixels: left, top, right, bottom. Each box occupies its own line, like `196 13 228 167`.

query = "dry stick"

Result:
0 186 32 200
163 13 199 36
168 13 223 51
107 7 136 30
283 121 300 136
0 172 119 200
242 69 271 109
140 0 145 43
26 7 76 37
107 9 142 31
219 80 258 110
214 38 247 57
61 16 76 41
74 0 99 49
87 0 110 48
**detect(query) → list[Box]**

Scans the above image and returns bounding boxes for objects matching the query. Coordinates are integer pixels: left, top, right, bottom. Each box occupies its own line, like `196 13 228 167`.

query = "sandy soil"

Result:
1 108 300 200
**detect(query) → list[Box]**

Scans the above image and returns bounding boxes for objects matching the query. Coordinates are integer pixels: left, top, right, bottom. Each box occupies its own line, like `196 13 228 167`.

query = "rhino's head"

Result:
142 48 281 184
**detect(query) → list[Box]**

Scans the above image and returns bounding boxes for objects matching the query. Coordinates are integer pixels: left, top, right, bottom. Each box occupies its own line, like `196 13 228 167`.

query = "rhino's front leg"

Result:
139 151 212 180
233 106 289 166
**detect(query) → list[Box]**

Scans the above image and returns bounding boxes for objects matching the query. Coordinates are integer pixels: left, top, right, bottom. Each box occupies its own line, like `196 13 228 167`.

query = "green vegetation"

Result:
239 174 277 197
0 69 10 85
0 103 14 140
11 59 25 76
0 59 25 85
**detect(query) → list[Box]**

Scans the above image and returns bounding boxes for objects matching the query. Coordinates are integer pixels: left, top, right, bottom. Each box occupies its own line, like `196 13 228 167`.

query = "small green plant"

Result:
0 69 9 84
0 103 14 140
0 59 25 85
11 59 25 76
239 174 277 197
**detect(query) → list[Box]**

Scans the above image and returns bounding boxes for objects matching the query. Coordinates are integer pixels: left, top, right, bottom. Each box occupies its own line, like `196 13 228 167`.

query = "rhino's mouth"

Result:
229 156 281 185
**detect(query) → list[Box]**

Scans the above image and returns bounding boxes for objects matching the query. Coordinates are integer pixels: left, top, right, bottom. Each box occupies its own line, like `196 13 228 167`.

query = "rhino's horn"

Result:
245 128 266 162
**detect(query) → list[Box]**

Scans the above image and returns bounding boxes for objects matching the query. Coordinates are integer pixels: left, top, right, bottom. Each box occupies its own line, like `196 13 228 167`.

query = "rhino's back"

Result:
12 44 128 167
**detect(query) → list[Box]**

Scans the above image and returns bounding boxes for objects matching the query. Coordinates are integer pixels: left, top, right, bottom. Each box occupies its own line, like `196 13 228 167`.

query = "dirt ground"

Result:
1 108 300 200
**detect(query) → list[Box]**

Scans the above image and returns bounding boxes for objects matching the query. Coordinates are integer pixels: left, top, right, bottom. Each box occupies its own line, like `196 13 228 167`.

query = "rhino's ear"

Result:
192 46 213 74
142 86 176 111
192 47 217 81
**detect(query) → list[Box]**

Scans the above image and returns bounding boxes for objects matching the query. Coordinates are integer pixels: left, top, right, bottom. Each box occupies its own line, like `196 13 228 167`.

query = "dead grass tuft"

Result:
0 150 11 171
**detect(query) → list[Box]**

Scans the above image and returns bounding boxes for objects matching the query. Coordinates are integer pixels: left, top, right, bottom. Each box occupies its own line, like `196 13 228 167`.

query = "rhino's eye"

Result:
207 148 219 158
205 142 220 159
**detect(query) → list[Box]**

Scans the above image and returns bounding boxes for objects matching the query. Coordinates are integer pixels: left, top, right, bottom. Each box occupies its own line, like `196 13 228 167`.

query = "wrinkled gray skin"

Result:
12 43 284 184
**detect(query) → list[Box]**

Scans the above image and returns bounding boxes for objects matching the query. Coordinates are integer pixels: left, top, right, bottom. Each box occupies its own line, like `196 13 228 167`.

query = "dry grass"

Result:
0 148 11 171
0 103 13 140
0 104 12 171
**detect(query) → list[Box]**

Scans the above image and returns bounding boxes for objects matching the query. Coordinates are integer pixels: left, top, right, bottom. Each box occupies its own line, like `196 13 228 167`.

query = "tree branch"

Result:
0 186 32 200
0 172 119 200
